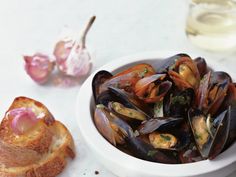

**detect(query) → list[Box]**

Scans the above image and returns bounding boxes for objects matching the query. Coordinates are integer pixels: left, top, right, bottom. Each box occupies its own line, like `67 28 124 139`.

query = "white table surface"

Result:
0 0 235 177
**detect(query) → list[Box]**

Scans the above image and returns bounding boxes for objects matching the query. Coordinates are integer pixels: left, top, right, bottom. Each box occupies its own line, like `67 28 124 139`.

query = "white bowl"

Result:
76 51 236 177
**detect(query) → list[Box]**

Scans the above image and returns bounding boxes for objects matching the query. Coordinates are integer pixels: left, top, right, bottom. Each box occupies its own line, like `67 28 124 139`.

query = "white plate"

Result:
76 51 236 177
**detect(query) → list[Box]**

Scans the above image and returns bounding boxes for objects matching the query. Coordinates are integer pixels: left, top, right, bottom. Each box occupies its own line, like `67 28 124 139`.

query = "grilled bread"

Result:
0 97 75 177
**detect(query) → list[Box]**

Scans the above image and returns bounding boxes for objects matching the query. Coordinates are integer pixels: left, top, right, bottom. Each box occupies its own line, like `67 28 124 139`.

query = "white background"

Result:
0 0 235 176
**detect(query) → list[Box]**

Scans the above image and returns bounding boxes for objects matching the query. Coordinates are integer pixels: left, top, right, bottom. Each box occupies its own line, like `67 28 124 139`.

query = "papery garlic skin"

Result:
71 48 92 76
53 39 74 72
8 108 39 135
53 39 92 77
53 16 95 78
24 53 55 84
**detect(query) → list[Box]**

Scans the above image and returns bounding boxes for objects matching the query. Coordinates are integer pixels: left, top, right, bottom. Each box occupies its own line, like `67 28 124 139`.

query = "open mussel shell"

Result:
94 105 117 145
188 108 229 159
134 74 166 94
137 117 190 152
92 70 113 103
165 54 200 90
135 73 172 103
108 101 147 121
155 53 191 72
108 86 153 119
164 88 194 118
96 64 156 97
196 71 231 116
137 117 183 135
94 105 133 146
126 136 179 164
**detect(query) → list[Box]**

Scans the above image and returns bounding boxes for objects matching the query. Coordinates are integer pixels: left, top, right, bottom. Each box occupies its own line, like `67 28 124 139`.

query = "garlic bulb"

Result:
53 16 96 78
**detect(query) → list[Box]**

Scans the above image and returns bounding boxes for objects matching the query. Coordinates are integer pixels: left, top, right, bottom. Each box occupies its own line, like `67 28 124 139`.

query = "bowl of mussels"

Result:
76 51 236 177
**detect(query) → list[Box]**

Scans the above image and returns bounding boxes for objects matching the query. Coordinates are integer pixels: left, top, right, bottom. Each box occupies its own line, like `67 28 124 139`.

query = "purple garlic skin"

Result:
8 107 39 135
53 40 92 77
24 53 55 84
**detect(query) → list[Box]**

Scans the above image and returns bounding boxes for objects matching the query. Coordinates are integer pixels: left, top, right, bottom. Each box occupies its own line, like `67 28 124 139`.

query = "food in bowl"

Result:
91 53 236 164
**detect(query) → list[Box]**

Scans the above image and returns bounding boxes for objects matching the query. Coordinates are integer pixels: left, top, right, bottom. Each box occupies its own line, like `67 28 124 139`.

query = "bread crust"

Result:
0 97 75 177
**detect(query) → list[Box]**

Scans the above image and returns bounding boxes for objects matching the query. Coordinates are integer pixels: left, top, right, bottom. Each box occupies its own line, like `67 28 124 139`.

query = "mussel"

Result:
188 108 230 159
94 104 133 146
134 74 172 103
137 118 190 151
108 86 153 119
98 64 155 94
196 71 230 116
164 54 200 90
155 53 190 72
108 101 146 121
96 86 152 122
125 136 179 164
92 70 113 103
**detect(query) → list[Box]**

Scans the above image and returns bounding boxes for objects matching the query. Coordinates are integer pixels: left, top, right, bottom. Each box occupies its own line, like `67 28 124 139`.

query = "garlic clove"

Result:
24 53 55 84
9 108 39 135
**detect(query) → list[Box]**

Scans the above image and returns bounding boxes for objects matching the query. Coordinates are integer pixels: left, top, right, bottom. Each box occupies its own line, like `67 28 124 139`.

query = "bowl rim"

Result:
76 51 236 177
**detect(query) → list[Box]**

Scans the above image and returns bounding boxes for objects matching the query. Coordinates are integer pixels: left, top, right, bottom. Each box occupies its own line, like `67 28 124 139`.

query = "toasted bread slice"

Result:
0 97 55 154
0 97 75 177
